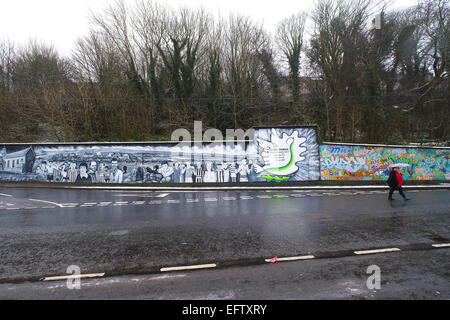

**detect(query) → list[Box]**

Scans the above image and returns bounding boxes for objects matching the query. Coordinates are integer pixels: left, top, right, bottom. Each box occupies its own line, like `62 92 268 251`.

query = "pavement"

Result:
0 186 448 299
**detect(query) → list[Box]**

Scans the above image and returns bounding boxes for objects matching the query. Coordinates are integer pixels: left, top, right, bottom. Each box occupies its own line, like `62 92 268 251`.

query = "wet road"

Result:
0 187 448 299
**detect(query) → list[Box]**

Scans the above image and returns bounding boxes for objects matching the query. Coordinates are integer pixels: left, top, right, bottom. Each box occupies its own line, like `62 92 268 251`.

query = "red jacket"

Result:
395 171 403 187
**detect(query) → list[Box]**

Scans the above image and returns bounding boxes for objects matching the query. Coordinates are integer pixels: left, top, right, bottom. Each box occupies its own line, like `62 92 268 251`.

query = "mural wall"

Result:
0 126 320 184
2 129 447 183
320 144 450 181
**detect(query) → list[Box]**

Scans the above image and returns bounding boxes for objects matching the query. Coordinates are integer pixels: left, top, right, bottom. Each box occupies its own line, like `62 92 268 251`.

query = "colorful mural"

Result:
320 144 450 181
2 130 447 183
0 126 320 184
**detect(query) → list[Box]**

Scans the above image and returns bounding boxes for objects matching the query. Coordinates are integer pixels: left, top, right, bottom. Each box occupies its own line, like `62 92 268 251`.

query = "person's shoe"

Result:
404 198 411 201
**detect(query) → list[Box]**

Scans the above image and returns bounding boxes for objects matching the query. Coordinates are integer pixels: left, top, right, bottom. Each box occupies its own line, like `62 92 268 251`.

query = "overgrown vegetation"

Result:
0 0 448 144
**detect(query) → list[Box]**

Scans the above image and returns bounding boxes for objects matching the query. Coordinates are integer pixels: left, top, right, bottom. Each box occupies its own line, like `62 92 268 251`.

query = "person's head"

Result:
111 158 118 169
206 162 212 171
174 162 179 168
70 162 76 170
392 166 398 171
161 161 168 169
79 162 88 174
90 161 97 171
123 166 127 173
41 161 47 169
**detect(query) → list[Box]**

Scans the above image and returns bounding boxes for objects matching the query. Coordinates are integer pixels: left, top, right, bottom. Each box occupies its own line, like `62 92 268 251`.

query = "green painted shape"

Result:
262 175 290 182
265 140 295 173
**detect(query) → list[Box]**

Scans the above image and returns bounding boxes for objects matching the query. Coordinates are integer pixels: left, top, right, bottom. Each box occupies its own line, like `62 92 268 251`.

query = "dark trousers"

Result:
388 187 406 199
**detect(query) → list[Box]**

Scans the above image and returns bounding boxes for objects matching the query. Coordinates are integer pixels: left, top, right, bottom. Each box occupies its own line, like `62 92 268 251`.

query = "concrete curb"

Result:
49 184 450 191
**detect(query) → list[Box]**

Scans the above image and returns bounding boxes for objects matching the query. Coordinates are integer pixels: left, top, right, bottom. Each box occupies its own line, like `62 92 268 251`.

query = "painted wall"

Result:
2 129 447 183
0 126 321 184
320 144 450 181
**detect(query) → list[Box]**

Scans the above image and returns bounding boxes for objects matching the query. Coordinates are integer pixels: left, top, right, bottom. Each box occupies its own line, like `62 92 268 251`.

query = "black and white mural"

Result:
0 127 320 183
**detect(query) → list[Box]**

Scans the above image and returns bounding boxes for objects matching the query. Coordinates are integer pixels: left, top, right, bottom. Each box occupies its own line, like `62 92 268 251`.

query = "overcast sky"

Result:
0 0 417 57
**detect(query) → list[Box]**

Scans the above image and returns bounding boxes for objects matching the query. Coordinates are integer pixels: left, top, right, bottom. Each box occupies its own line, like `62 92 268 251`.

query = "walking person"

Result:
387 165 410 201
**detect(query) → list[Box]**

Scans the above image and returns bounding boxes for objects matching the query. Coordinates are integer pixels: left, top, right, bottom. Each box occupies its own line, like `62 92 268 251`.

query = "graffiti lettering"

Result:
320 145 450 181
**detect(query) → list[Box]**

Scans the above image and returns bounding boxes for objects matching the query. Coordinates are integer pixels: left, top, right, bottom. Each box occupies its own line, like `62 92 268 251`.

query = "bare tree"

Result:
276 12 307 121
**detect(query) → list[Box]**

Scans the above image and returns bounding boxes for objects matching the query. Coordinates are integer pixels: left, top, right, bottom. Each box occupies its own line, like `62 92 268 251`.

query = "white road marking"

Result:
239 196 254 200
167 200 180 204
28 198 64 207
256 195 272 199
223 197 237 201
160 264 217 272
113 201 128 206
6 208 19 210
0 193 12 197
61 203 79 207
148 274 187 280
80 202 97 206
354 248 401 255
157 193 169 198
290 194 306 197
265 255 315 263
131 201 146 205
42 273 105 281
432 243 450 248
186 199 200 203
98 202 112 206
204 198 218 202
149 200 162 204
114 193 169 198
272 195 289 198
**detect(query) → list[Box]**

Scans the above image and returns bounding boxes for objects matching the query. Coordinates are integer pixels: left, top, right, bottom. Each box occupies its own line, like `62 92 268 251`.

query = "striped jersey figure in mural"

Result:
387 165 411 201
254 129 307 182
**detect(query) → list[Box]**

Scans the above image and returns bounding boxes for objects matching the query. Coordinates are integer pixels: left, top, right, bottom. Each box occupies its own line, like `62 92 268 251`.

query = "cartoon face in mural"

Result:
254 128 307 176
